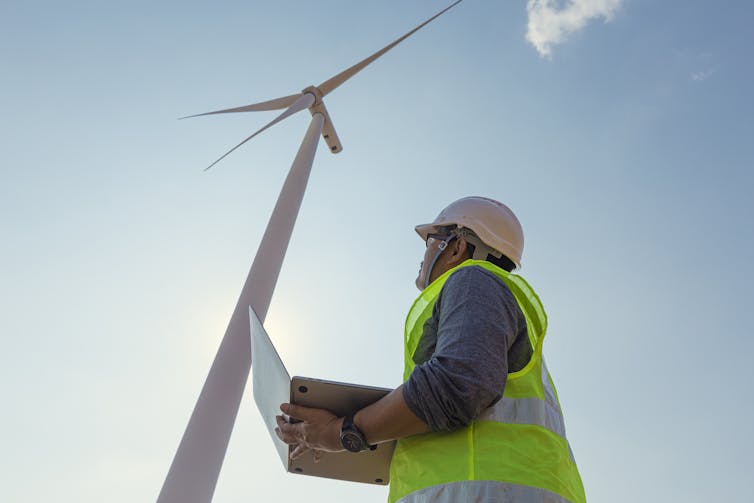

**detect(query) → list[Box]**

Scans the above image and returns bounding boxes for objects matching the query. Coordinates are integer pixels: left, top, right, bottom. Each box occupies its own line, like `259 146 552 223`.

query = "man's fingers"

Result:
291 444 309 460
280 403 319 421
275 414 288 429
276 414 300 434
275 415 301 444
312 450 323 463
275 406 341 453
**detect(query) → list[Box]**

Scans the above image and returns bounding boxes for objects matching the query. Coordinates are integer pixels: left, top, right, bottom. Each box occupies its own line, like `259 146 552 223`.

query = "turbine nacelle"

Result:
301 85 342 154
183 85 341 168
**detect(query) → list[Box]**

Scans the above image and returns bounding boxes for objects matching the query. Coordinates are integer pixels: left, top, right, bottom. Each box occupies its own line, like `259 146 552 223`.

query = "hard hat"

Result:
415 196 524 268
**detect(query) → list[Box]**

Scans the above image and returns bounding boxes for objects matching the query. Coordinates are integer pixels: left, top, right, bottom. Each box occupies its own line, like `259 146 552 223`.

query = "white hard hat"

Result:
415 196 524 268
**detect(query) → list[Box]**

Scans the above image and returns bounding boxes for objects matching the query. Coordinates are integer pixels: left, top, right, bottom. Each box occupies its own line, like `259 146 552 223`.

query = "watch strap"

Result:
340 414 372 451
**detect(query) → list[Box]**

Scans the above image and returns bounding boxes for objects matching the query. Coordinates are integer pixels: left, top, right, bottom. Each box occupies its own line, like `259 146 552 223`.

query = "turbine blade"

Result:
317 0 463 97
203 92 316 171
180 94 302 119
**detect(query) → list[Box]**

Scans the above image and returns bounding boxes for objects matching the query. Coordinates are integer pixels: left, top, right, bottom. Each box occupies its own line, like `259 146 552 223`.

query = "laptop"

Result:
249 307 396 485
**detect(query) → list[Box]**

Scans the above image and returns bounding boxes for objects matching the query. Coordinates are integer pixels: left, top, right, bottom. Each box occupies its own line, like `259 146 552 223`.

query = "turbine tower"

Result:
158 2 463 502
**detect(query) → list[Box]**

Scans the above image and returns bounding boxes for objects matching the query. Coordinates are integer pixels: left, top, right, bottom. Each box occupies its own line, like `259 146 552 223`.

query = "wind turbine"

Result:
158 2 463 502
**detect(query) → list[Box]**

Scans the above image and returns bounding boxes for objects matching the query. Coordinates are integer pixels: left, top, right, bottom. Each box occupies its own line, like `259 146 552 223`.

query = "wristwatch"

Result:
339 414 371 452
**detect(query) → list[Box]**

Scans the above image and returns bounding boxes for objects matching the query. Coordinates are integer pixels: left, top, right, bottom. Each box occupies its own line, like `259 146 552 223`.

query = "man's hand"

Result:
275 403 345 460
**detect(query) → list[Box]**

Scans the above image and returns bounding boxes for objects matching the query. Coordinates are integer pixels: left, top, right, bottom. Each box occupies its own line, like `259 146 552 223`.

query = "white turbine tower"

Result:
158 2 463 502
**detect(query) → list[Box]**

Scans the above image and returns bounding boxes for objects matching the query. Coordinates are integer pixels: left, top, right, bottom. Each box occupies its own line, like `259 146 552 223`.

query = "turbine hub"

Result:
301 85 324 106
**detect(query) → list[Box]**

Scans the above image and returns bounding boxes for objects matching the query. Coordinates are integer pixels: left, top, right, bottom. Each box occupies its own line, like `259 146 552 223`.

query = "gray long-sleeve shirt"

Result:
403 265 532 432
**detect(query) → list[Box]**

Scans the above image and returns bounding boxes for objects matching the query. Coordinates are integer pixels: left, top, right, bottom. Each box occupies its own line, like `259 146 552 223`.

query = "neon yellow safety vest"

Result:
388 260 586 503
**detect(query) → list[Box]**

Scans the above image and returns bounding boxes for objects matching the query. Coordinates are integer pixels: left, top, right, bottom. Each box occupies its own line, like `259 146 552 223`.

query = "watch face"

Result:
341 431 364 452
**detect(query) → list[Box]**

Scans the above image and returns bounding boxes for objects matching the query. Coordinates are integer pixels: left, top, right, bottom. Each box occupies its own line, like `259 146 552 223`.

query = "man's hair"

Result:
437 225 517 272
465 242 516 272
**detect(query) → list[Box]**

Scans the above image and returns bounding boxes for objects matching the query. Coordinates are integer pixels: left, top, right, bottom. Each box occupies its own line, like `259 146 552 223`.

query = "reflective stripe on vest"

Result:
479 358 567 444
397 480 572 503
389 260 585 503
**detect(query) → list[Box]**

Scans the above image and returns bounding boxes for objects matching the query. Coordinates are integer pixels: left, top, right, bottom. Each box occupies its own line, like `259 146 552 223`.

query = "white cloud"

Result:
526 0 623 58
691 69 714 81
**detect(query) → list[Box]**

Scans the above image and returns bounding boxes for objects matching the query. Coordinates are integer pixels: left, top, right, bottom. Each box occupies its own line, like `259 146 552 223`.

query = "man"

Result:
275 196 586 502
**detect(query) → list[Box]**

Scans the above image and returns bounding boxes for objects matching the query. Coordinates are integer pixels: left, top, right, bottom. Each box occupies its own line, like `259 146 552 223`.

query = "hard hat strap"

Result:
424 234 457 289
422 227 503 289
454 228 502 262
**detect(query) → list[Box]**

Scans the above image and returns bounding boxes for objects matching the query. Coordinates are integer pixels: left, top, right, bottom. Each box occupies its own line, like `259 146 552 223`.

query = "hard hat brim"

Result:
415 223 440 241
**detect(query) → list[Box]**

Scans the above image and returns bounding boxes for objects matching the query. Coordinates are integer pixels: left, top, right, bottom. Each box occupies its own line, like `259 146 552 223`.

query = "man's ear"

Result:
451 238 469 262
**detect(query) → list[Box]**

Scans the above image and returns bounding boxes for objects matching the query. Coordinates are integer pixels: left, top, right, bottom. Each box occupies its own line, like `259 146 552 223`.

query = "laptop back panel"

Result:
289 377 394 485
250 307 396 485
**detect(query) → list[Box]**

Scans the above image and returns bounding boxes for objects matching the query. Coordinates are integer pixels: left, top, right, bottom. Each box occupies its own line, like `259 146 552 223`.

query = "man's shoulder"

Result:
443 264 511 296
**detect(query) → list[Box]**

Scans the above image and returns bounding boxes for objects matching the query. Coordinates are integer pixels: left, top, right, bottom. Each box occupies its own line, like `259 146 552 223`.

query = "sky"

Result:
1 0 753 501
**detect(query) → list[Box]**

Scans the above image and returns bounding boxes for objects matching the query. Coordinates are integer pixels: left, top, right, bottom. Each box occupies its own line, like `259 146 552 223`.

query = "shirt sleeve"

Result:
403 266 521 431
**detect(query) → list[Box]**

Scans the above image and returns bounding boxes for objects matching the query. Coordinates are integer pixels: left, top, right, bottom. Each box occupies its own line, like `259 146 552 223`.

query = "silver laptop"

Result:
249 307 396 485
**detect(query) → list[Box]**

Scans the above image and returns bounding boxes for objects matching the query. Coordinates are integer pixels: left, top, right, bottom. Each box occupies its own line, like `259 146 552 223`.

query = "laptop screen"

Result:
249 306 291 467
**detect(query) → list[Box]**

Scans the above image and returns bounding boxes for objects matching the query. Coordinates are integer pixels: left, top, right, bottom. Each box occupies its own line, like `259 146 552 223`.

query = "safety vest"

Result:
388 260 586 503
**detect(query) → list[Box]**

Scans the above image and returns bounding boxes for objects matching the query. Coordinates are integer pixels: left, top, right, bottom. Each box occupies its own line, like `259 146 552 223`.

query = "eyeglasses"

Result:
426 233 449 242
425 233 453 249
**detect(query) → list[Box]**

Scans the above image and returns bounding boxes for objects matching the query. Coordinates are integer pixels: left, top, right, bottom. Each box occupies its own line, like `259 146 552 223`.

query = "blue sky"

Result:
2 1 753 501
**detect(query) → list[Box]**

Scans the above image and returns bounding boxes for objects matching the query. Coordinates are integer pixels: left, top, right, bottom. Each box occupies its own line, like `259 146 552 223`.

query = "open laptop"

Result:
249 307 396 485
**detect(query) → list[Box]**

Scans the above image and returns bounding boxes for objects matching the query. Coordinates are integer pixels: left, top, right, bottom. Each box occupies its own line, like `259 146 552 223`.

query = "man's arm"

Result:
353 384 431 444
400 266 516 431
275 384 429 458
276 266 518 452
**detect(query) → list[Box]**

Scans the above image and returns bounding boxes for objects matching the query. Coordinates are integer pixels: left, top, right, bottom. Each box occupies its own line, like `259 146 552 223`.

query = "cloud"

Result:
526 0 623 58
691 69 714 82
